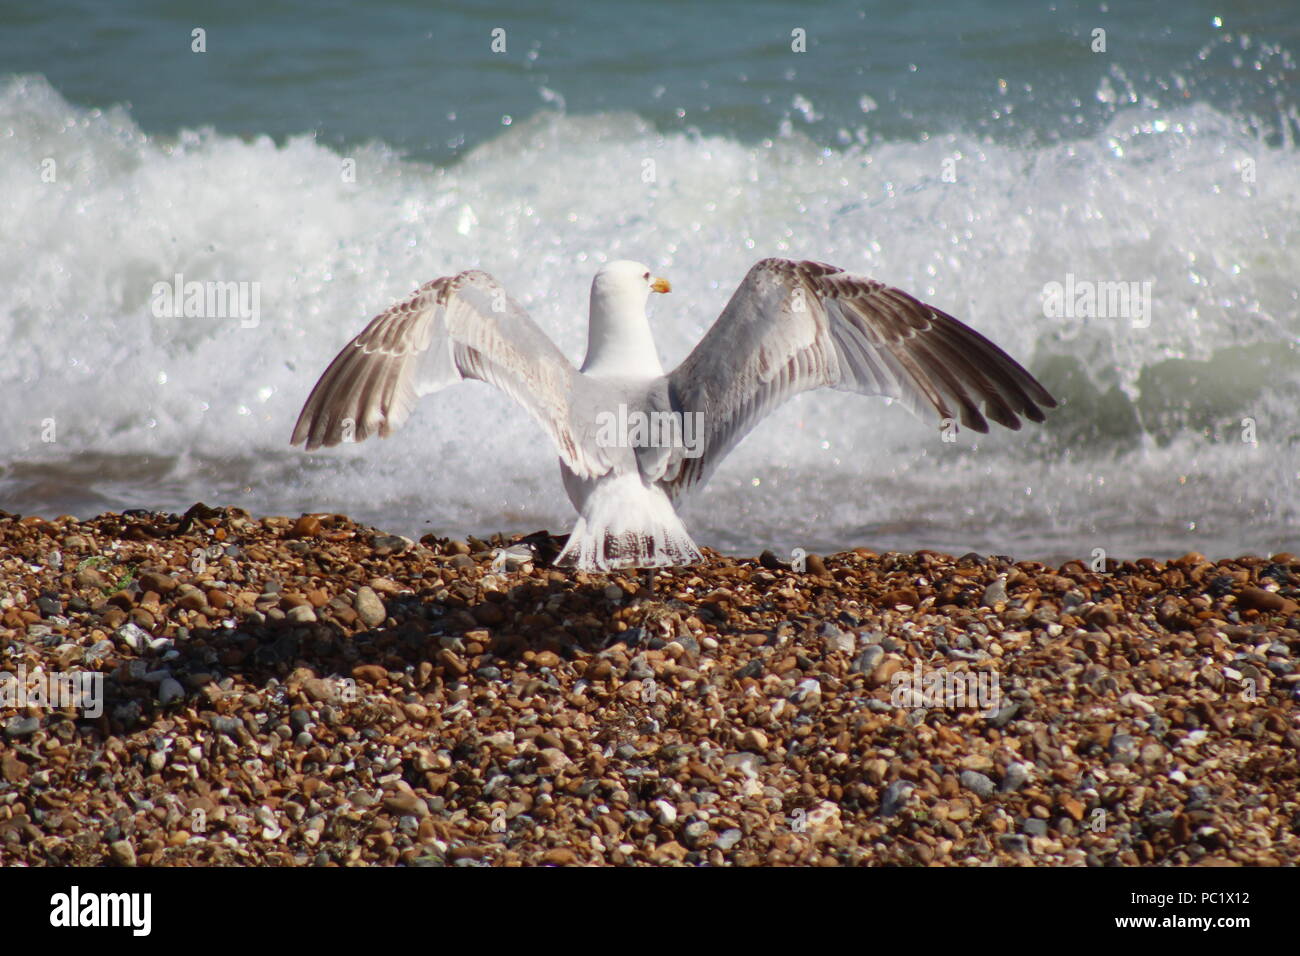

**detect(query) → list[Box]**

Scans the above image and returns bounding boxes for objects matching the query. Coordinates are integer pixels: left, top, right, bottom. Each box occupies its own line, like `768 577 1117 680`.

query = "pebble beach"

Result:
1 504 1297 867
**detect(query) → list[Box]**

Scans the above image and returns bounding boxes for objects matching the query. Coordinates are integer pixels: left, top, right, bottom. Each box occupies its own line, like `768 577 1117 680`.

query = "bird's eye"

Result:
643 272 650 279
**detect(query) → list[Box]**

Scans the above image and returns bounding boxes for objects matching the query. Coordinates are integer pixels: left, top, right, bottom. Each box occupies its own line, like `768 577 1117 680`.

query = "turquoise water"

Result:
8 1 1298 158
1 2 1297 560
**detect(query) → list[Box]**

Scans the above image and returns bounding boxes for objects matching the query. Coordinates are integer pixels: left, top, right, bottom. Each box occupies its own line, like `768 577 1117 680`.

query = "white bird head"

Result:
593 260 671 307
583 260 671 377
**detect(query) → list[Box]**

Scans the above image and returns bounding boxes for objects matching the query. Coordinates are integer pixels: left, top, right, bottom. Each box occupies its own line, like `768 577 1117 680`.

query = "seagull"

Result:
290 258 1056 571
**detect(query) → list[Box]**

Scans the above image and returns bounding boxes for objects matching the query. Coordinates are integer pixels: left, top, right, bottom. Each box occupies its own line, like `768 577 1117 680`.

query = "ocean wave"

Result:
1 74 1296 558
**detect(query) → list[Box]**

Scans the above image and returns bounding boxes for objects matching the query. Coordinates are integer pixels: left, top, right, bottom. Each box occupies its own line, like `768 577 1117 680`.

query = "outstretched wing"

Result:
290 270 609 479
661 257 1057 500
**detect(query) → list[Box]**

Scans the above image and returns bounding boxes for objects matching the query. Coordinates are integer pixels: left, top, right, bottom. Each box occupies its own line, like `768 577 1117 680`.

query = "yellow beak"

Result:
650 276 671 294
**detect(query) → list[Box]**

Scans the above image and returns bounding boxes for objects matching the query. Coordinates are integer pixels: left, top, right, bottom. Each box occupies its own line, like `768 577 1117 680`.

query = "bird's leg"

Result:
642 567 656 596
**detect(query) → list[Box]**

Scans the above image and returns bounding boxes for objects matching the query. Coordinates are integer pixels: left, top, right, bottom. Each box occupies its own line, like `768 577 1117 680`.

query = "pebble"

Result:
653 800 678 825
715 828 743 851
818 622 855 654
74 567 108 589
982 577 1009 607
1022 818 1049 838
879 781 915 818
852 645 885 674
291 515 322 538
3 507 1297 869
999 834 1029 854
1 753 29 783
372 533 412 557
682 820 711 844
210 716 244 739
138 569 178 593
286 604 317 624
109 840 137 867
86 640 114 663
960 770 996 799
353 586 387 627
1000 762 1032 792
1108 734 1139 766
114 623 148 652
158 678 185 705
383 793 429 818
4 716 39 739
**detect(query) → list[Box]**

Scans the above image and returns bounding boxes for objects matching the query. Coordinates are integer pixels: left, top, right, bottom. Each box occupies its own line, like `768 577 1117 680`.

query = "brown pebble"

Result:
805 554 831 579
869 655 905 687
137 568 178 594
352 665 388 685
533 650 562 670
881 587 920 608
1238 587 1297 614
108 840 137 867
382 792 428 817
291 515 322 539
1 754 29 783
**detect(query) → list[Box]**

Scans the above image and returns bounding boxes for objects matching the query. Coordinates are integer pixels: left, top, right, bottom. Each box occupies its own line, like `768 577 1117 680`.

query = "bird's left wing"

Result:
290 270 610 479
660 258 1056 500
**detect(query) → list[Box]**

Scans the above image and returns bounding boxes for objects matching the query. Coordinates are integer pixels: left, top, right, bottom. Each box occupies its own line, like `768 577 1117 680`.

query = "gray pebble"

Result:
1000 762 1032 792
1022 818 1049 837
987 702 1021 727
628 657 654 680
371 533 411 556
852 645 885 675
879 780 915 817
158 677 184 705
114 623 148 652
982 577 1008 607
286 604 316 624
683 820 710 840
353 586 387 627
4 716 40 739
960 770 996 798
210 716 243 739
998 833 1029 854
84 640 114 663
715 828 742 851
1108 734 1139 765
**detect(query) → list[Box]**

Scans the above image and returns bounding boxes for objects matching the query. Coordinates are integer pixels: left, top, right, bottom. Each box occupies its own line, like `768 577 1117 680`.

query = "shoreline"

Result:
1 504 1297 866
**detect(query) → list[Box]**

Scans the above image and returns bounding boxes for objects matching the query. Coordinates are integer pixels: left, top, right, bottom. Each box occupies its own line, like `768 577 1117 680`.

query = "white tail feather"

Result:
556 473 702 571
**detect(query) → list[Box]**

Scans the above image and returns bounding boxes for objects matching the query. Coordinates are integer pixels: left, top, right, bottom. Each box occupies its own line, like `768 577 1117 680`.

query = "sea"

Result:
1 1 1297 563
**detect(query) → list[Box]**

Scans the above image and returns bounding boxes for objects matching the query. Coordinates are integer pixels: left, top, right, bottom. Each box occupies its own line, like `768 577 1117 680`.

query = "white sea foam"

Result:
1 75 1296 559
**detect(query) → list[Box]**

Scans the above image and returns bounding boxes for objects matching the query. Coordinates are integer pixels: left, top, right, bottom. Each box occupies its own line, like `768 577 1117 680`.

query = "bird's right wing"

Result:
290 270 610 479
661 258 1056 500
